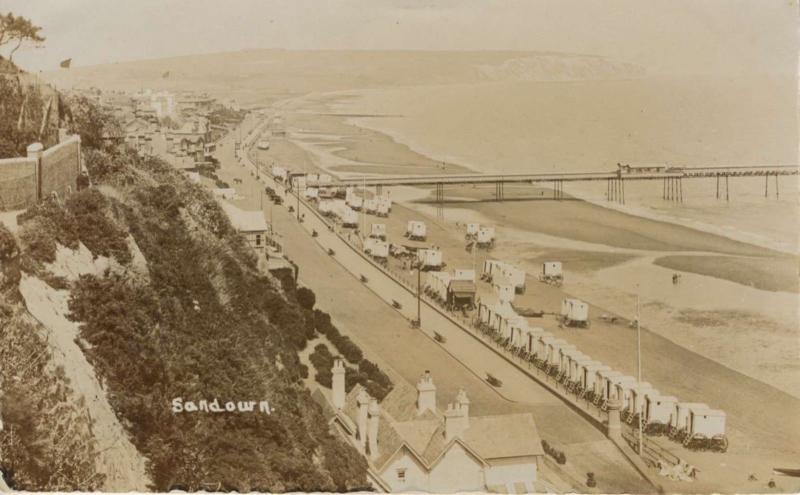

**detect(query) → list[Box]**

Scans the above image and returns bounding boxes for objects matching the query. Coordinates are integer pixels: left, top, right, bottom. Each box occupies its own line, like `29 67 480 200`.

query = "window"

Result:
396 469 406 482
255 234 262 246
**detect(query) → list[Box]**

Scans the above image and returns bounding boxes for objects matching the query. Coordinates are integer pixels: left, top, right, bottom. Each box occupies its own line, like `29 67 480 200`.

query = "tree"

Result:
0 13 45 63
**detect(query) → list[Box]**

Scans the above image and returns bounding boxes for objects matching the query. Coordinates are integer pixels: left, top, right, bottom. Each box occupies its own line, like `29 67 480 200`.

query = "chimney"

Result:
332 358 346 410
444 403 468 442
356 390 370 451
456 388 470 428
368 398 380 460
416 370 437 415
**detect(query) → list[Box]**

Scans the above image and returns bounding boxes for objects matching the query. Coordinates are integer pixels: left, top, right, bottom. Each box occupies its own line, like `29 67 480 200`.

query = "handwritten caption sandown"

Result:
172 398 275 414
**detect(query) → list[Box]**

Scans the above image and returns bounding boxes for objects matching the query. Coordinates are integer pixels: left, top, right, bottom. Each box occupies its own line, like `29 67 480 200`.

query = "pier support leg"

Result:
775 174 779 199
621 179 625 204
679 178 683 203
376 185 382 196
765 175 769 197
716 175 719 199
726 176 729 201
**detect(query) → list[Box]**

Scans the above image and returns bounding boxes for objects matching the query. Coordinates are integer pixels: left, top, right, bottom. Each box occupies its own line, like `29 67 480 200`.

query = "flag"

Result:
59 58 71 68
162 70 170 78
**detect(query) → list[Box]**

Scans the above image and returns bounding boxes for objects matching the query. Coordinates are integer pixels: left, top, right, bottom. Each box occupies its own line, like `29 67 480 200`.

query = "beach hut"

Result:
672 402 710 439
546 339 572 373
613 375 637 405
406 220 427 241
370 223 387 240
521 327 545 355
685 409 728 451
492 275 516 304
364 198 378 214
643 393 677 434
627 382 656 421
364 238 389 261
481 259 504 281
348 195 363 211
540 261 563 284
476 226 496 248
581 362 609 396
536 334 557 364
597 369 623 402
466 223 480 238
568 353 591 383
417 247 444 271
340 207 358 228
426 271 451 302
561 298 589 328
499 262 526 294
557 345 579 378
304 187 319 200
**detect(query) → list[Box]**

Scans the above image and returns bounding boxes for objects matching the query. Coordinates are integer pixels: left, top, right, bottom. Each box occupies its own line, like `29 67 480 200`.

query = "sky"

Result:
2 0 798 76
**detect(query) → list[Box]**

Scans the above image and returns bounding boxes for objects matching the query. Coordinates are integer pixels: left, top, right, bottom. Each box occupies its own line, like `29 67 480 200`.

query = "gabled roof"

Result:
220 202 269 232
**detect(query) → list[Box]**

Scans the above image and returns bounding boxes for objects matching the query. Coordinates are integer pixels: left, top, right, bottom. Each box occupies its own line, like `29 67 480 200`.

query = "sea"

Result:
334 77 800 255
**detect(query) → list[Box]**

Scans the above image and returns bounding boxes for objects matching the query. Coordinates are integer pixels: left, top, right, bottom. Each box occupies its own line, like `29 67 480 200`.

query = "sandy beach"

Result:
258 91 800 402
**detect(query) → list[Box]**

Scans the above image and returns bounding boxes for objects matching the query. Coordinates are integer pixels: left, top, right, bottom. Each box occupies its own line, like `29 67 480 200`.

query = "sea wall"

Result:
0 134 81 211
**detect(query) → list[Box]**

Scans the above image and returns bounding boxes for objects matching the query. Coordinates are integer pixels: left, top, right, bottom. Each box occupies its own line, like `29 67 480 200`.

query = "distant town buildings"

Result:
315 365 545 493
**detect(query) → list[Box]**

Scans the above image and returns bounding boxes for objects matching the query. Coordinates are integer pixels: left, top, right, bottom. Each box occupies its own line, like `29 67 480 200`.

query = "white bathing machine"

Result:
612 375 638 404
340 207 358 228
417 247 444 271
406 220 427 241
318 200 334 216
547 339 573 369
627 382 656 418
363 238 389 261
541 261 563 281
476 226 496 247
370 223 387 240
686 408 727 451
644 393 678 432
347 195 363 210
581 362 609 394
426 271 451 302
492 275 516 304
489 301 516 332
304 187 319 200
466 222 480 238
364 198 378 214
520 327 545 355
557 345 580 376
481 259 504 281
561 298 589 327
375 199 390 217
597 369 623 401
568 353 592 383
536 334 558 363
500 263 526 294
504 315 528 347
672 402 710 435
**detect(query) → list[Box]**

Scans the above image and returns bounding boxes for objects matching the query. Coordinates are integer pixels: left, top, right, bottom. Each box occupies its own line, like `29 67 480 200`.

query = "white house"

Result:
314 366 545 493
220 202 271 251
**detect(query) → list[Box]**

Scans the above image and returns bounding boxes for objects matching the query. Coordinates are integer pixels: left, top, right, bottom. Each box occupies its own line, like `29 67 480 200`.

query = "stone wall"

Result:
0 155 37 210
40 135 81 202
0 134 81 211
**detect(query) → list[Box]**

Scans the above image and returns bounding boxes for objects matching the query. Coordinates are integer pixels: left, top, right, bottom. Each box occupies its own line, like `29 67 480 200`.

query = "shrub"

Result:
296 287 316 310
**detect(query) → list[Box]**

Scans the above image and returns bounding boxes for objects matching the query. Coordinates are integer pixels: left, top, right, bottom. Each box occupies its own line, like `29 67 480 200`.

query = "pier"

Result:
328 165 799 204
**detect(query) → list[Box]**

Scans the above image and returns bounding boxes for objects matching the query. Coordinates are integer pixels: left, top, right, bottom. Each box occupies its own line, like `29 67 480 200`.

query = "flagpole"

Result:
636 292 643 456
